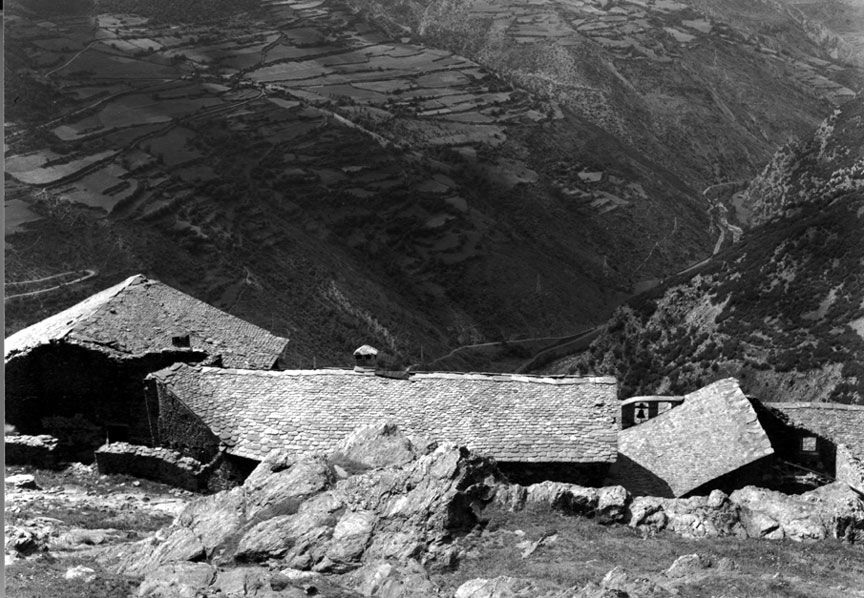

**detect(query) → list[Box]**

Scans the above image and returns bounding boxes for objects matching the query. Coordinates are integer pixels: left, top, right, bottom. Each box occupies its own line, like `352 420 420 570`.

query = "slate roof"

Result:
149 364 619 464
607 378 775 497
4 274 289 369
763 402 864 457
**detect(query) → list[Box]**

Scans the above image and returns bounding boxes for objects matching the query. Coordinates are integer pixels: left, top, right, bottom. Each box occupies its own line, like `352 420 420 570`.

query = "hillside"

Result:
547 97 864 404
347 0 861 187
4 0 861 366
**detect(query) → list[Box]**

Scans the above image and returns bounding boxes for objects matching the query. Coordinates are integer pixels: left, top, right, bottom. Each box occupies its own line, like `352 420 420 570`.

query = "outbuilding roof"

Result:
149 364 619 464
763 402 864 457
607 378 774 497
4 274 289 369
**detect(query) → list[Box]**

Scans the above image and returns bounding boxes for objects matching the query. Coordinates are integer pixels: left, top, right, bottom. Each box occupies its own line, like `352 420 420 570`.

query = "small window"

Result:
801 436 818 453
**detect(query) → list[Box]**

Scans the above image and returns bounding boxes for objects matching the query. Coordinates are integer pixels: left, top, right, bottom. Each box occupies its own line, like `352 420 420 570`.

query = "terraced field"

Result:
5 0 859 366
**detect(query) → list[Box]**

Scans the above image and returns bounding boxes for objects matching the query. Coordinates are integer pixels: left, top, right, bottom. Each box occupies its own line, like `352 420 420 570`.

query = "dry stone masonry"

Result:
95 442 210 492
606 378 775 497
5 434 60 469
147 364 619 486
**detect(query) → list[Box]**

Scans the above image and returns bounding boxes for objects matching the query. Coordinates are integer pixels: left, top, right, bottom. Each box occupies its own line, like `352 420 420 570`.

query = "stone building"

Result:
754 402 864 493
606 378 775 498
146 362 619 487
619 395 683 429
5 274 289 460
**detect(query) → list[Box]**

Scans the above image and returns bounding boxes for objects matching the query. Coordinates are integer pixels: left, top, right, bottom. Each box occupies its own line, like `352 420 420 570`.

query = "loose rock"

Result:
64 565 97 582
5 474 39 490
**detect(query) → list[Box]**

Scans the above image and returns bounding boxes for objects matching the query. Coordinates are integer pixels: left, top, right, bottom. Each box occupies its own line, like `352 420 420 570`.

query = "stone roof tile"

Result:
607 378 774 497
764 402 864 456
150 365 618 464
4 274 288 369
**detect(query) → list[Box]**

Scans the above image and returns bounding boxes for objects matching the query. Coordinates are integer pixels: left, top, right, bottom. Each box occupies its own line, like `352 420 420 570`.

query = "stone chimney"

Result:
353 345 378 372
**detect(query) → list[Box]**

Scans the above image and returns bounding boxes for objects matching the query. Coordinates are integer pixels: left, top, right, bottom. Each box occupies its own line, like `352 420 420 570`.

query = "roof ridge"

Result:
765 402 864 411
154 364 615 385
76 273 150 326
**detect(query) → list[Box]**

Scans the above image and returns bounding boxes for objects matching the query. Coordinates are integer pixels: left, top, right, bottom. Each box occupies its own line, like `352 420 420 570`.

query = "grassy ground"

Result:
5 555 141 598
7 466 864 597
440 505 864 598
5 465 187 598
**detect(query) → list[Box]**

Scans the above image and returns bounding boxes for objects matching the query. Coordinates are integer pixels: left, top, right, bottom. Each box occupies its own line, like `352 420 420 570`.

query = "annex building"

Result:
5 274 289 459
146 361 620 486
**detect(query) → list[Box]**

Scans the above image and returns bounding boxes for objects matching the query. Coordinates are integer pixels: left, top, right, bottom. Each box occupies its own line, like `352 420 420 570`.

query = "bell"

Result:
636 406 646 420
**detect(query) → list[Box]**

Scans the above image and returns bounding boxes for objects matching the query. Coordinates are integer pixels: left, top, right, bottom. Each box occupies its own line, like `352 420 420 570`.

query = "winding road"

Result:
5 269 98 301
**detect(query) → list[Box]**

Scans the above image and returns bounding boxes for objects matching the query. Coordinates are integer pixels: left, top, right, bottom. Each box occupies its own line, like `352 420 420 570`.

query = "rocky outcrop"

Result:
101 424 503 582
494 481 630 523
5 474 40 490
628 490 744 539
137 561 216 598
5 434 59 469
331 422 421 471
347 559 440 598
494 479 864 545
454 576 545 598
95 423 864 598
731 484 864 543
624 483 864 543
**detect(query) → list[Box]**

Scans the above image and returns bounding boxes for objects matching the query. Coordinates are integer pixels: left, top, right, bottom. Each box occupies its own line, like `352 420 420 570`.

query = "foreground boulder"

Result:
101 424 503 580
625 483 864 542
454 576 544 598
330 422 421 471
137 561 216 598
628 490 743 539
5 474 39 490
731 483 864 542
97 422 864 598
495 481 630 523
347 559 440 597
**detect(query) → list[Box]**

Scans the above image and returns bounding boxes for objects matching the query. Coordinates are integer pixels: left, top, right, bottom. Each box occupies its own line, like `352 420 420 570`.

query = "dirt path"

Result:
5 269 98 301
44 41 99 78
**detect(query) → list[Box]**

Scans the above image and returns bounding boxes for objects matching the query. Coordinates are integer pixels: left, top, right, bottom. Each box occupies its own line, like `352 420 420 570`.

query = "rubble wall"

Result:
837 444 864 493
152 380 223 464
95 442 208 491
5 434 60 469
5 342 208 459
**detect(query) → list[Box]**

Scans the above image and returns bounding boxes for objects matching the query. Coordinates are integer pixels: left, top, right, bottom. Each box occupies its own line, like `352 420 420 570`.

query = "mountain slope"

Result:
348 0 862 188
4 0 860 367
4 0 710 368
548 97 864 403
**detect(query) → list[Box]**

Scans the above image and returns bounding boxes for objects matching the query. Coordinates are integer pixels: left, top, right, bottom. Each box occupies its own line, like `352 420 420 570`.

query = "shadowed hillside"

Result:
5 0 861 366
547 97 864 403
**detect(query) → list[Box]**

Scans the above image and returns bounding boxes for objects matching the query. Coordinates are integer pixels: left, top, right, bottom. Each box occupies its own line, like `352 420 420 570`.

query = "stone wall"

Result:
498 462 611 486
151 380 222 463
837 444 864 493
753 400 837 478
5 342 208 458
608 380 774 498
204 454 260 492
5 434 60 469
95 442 209 491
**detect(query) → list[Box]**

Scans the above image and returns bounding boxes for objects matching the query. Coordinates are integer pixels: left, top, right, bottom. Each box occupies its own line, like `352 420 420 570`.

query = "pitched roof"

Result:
149 364 619 464
763 402 864 457
4 274 289 369
608 378 774 497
